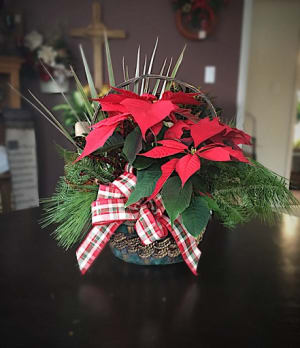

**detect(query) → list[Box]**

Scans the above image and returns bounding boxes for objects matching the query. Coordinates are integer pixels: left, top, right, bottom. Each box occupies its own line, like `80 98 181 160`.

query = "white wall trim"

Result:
284 34 300 180
236 0 253 130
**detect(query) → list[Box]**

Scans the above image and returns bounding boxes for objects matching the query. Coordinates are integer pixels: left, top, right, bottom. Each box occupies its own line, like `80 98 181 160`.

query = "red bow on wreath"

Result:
76 167 201 275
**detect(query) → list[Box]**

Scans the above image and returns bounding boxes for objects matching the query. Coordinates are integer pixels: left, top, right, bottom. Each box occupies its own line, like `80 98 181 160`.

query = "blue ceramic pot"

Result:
109 223 205 266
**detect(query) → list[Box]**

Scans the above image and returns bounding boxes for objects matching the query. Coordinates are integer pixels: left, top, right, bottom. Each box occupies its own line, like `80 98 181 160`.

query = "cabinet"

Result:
0 56 23 109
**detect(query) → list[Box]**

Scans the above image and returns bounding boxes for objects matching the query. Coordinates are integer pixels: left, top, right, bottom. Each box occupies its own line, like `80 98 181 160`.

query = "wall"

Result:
244 0 300 178
9 0 244 197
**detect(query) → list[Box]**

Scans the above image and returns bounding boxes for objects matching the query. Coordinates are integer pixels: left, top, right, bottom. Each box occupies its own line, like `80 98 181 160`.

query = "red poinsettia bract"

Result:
75 88 201 162
141 117 251 200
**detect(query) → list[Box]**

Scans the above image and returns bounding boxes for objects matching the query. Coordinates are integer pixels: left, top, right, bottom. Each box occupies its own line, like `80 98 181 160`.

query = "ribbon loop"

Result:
76 170 201 275
135 205 167 245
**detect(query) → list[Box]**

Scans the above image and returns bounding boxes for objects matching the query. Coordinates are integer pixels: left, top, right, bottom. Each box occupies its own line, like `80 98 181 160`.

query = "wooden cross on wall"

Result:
70 1 125 89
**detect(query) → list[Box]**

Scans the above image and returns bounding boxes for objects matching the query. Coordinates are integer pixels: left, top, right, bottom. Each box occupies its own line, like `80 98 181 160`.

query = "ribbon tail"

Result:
76 222 121 274
161 217 201 275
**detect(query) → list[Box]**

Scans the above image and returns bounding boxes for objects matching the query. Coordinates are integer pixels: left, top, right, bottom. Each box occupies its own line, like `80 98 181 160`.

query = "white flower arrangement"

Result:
23 30 72 85
37 45 58 67
24 30 43 51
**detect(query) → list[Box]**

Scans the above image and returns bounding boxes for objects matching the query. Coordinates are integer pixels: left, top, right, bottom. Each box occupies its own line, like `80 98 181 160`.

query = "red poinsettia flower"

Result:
76 89 201 162
164 119 195 139
140 117 251 200
210 123 252 146
165 116 251 146
161 91 202 105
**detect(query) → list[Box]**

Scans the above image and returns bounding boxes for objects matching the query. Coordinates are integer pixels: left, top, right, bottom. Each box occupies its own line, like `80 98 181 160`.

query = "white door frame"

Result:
236 0 253 130
284 44 300 180
236 0 299 181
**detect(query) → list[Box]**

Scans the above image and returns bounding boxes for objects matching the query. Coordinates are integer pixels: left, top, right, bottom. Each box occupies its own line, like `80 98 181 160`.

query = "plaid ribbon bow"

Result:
76 169 201 275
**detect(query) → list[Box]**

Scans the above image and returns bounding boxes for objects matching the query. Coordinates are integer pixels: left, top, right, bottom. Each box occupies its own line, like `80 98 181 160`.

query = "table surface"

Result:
1 208 300 348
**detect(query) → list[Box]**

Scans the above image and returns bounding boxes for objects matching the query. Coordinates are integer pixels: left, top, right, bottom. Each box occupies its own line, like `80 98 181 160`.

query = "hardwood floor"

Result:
1 208 300 347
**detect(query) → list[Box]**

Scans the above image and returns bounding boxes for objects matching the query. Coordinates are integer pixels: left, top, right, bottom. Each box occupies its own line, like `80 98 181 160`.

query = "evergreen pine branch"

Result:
41 178 98 249
41 146 117 249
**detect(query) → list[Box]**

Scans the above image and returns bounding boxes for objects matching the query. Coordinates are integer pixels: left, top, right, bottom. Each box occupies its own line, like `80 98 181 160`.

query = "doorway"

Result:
238 0 300 181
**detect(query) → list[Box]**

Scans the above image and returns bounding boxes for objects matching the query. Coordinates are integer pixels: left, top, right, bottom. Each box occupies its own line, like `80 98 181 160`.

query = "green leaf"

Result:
134 46 140 94
170 45 186 78
182 196 210 237
122 127 142 164
133 156 154 170
165 45 186 91
27 89 77 147
122 56 129 90
144 37 158 93
104 31 115 87
152 57 167 96
202 195 220 212
53 104 72 111
93 133 124 154
147 37 158 75
161 176 192 224
191 175 209 193
79 44 99 110
159 57 173 98
73 90 85 108
70 66 94 118
125 165 162 207
140 54 147 95
65 117 75 126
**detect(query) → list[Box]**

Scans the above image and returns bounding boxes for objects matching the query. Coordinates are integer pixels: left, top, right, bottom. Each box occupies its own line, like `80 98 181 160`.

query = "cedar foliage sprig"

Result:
56 145 116 184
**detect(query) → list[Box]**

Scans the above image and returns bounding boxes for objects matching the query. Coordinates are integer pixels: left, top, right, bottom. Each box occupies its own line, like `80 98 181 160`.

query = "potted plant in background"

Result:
53 84 110 137
12 37 298 276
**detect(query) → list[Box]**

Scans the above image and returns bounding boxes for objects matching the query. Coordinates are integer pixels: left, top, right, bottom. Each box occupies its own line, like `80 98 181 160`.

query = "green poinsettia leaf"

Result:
191 175 209 193
162 176 192 225
122 127 142 164
93 133 124 154
133 156 154 170
125 164 161 207
202 195 220 212
182 196 210 237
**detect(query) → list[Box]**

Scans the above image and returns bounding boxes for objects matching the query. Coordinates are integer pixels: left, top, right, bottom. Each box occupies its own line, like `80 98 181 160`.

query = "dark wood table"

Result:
1 208 300 347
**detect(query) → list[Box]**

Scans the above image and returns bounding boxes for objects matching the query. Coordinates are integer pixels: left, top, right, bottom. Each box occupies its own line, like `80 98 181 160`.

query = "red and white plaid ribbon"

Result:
76 169 201 275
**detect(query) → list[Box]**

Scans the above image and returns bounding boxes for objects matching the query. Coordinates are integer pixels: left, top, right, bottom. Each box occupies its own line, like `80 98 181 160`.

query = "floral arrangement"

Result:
23 30 72 85
16 38 298 275
172 0 228 39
